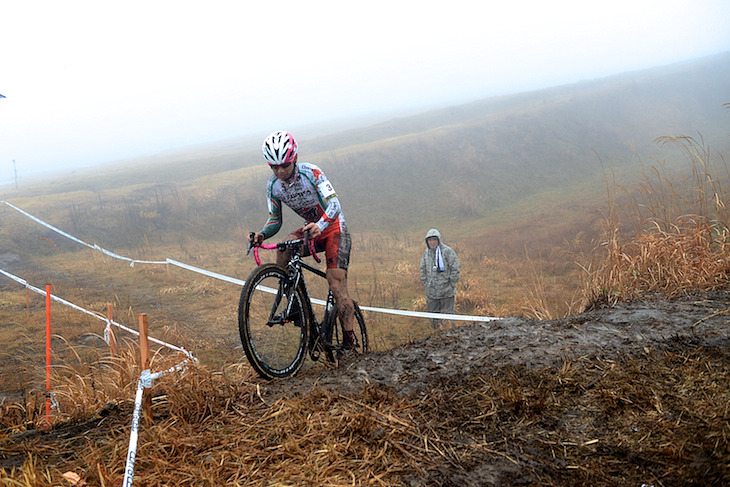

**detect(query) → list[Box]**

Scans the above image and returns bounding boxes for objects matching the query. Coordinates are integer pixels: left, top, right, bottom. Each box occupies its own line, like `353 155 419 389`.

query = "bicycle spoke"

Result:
239 264 307 379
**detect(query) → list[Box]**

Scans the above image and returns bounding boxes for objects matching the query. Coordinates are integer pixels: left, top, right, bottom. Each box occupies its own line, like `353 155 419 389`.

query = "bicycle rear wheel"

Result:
238 264 308 379
326 301 368 361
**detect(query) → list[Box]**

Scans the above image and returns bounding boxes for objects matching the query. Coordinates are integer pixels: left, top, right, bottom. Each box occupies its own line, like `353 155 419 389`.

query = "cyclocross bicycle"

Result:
238 232 368 379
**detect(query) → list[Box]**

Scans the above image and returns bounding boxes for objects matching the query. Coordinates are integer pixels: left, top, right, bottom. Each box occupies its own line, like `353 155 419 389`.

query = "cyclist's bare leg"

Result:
275 233 297 266
326 268 355 333
276 249 290 266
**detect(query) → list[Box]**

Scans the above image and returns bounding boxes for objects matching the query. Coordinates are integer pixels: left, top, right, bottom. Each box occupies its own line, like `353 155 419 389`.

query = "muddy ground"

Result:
2 291 729 485
254 291 730 485
263 291 730 399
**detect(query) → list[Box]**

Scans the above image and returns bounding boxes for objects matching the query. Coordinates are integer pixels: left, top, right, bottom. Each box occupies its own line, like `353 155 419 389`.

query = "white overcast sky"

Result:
1 0 729 182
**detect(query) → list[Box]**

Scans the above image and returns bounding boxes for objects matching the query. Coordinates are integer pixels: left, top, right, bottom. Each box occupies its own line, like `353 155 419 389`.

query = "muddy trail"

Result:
2 291 729 486
262 291 730 400
251 291 730 485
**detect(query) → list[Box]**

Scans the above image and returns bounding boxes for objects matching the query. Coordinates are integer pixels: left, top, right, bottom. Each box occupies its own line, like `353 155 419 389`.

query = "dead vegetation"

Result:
1 338 728 486
1 137 730 485
584 136 730 307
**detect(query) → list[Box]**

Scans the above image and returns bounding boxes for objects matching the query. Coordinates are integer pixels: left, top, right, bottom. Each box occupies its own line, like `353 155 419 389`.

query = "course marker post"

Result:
138 313 153 425
106 304 118 357
44 284 51 429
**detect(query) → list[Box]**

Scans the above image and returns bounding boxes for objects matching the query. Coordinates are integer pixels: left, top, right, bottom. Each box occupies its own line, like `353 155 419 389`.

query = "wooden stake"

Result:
138 313 153 425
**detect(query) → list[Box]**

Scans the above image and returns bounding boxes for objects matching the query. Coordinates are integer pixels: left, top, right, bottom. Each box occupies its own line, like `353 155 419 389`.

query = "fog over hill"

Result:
8 52 730 242
3 50 730 487
313 52 730 231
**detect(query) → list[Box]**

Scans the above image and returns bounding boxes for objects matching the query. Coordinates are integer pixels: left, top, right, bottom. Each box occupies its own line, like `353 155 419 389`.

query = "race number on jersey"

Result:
318 181 336 199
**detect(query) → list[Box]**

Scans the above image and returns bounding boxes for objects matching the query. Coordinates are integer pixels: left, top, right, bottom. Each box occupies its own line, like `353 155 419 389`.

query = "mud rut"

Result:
261 290 730 402
2 291 728 485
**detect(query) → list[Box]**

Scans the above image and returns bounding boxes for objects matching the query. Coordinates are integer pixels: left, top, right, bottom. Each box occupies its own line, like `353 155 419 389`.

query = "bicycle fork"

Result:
267 272 301 326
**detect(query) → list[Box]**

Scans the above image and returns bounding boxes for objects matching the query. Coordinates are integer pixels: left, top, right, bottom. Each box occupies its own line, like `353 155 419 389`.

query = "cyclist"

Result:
248 131 359 349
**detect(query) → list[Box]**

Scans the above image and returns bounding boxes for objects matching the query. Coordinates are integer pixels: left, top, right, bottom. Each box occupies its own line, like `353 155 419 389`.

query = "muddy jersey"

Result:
261 162 346 239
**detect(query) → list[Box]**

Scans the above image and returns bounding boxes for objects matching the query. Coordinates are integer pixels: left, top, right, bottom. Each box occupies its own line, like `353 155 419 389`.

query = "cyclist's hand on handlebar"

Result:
247 232 264 254
302 223 321 240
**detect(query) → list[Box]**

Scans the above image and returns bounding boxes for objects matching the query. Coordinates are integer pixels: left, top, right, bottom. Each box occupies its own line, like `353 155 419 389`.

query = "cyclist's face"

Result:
271 161 296 180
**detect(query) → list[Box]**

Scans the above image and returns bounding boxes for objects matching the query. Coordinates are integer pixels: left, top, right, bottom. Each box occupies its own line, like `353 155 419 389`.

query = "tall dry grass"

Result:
2 134 730 486
0 338 193 435
583 135 730 306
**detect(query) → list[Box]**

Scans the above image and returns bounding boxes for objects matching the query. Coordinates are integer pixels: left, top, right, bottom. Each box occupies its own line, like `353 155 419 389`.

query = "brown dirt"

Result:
264 291 730 399
254 290 730 485
2 291 729 486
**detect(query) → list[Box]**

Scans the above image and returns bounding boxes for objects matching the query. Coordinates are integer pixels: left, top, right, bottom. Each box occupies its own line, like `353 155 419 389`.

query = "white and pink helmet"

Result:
262 130 298 165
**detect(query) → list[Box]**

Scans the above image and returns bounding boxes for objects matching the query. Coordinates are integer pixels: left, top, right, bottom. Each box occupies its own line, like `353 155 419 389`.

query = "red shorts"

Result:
293 225 351 270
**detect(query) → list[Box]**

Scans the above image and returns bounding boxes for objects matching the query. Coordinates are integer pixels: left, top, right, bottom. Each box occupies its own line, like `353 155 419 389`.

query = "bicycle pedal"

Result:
287 309 302 323
269 313 286 324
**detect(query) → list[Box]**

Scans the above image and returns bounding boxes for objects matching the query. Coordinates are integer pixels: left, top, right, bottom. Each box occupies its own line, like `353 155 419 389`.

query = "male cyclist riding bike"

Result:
247 131 359 349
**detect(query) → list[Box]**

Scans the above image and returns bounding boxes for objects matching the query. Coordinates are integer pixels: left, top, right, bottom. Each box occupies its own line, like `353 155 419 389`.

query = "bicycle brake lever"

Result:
247 232 256 255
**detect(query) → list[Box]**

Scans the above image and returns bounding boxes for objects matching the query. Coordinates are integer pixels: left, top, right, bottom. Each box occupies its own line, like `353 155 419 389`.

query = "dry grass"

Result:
585 217 730 306
584 136 730 307
2 135 730 485
0 340 192 435
2 343 728 486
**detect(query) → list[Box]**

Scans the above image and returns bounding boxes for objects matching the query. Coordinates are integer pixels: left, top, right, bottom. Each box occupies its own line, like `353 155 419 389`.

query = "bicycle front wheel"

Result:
238 264 308 379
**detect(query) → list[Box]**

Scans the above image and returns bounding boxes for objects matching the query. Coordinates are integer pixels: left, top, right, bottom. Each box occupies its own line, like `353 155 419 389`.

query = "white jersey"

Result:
261 162 346 239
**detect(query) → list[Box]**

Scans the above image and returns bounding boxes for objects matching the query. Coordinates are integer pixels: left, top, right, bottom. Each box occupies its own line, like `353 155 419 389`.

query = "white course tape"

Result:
123 376 145 487
3 200 500 322
166 259 321 305
1 200 166 266
165 259 245 286
123 359 190 487
144 262 497 321
358 304 500 322
0 267 196 361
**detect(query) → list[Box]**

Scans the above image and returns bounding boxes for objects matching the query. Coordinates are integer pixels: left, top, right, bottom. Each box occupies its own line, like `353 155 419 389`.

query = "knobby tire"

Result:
238 264 308 379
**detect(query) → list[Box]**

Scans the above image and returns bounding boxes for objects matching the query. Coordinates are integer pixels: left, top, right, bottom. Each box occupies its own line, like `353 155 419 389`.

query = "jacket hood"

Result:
425 228 441 246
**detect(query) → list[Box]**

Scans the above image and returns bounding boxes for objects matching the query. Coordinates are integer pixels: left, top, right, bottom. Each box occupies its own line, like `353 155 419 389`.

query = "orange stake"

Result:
45 284 51 429
138 313 150 370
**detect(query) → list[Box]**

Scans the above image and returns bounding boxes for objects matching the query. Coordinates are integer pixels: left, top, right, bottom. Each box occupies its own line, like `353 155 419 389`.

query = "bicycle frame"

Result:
240 232 368 378
251 236 337 360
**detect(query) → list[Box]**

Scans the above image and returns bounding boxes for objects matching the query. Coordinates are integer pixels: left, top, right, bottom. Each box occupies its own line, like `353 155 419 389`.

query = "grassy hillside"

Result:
2 52 730 487
1 51 729 321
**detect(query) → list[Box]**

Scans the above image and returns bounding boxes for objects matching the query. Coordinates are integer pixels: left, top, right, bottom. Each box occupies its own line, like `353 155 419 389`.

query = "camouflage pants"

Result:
426 296 455 330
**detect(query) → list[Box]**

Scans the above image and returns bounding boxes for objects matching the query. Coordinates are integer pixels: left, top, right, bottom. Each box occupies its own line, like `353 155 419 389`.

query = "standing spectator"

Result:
419 228 461 330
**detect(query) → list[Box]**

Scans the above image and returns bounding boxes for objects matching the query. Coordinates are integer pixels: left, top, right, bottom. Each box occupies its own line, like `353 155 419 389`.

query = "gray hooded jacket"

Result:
419 229 461 299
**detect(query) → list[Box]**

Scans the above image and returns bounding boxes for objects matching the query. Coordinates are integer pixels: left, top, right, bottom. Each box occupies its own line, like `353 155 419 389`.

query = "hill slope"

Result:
2 292 728 485
1 52 728 317
10 52 728 242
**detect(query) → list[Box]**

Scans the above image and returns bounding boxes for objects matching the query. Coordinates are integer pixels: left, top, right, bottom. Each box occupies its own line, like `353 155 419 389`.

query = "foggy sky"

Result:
1 0 729 183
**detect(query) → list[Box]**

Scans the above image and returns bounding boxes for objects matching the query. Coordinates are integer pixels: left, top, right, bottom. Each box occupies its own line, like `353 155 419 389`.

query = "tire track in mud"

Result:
259 291 730 399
